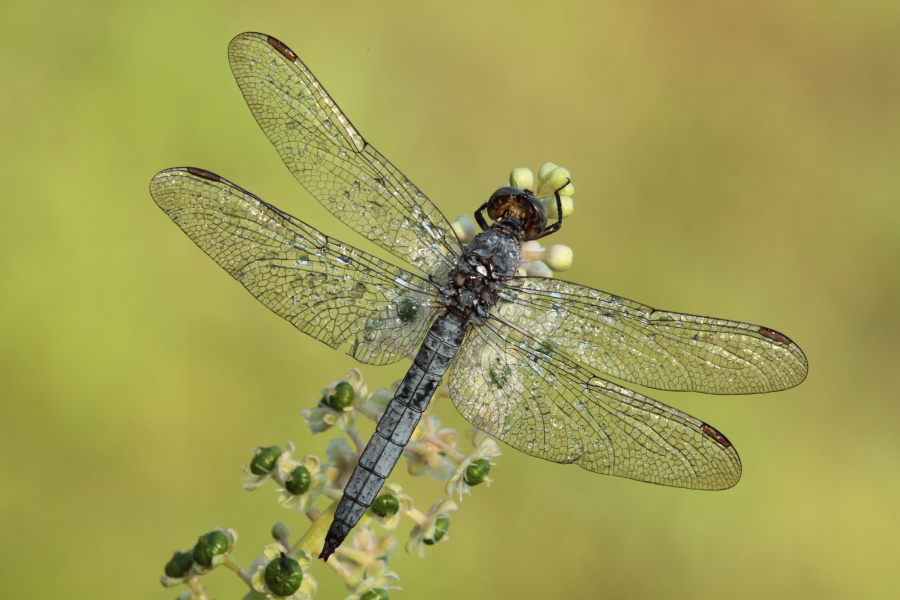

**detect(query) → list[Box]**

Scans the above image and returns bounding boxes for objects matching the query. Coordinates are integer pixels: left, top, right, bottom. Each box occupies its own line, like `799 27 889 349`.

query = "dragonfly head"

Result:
486 186 549 241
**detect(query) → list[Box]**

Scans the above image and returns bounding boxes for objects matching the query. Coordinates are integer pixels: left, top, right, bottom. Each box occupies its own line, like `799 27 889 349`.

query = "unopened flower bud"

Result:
164 550 194 578
371 494 400 518
423 513 451 545
464 458 492 485
250 445 282 475
265 552 303 596
510 167 534 191
193 530 229 567
284 465 312 495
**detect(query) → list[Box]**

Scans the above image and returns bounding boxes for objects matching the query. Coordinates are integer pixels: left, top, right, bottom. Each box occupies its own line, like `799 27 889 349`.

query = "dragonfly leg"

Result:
474 202 490 231
534 179 570 239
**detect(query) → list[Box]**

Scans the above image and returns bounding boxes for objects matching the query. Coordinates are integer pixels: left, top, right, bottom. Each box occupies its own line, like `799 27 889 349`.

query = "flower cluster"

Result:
158 165 575 599
452 162 576 276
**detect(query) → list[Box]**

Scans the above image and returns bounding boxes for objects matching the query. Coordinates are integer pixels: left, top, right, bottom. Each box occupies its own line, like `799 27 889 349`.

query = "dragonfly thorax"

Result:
437 228 520 324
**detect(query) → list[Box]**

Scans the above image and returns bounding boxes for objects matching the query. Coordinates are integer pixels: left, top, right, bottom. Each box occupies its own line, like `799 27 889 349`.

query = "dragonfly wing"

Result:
495 277 808 394
227 32 462 278
150 167 439 366
448 321 742 490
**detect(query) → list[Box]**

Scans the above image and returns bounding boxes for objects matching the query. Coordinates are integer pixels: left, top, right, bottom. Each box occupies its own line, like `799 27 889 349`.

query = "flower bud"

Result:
284 465 312 495
524 260 553 278
324 381 354 410
371 494 400 518
193 530 229 567
544 166 571 194
451 214 477 243
423 513 451 545
265 552 303 597
509 167 534 191
544 244 573 272
271 522 291 542
537 162 559 182
250 445 282 475
543 193 574 220
361 589 391 600
464 458 492 485
164 550 194 578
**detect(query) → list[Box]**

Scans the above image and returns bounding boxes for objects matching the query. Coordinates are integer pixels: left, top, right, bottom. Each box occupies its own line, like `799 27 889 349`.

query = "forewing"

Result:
495 277 808 394
227 32 462 278
448 322 741 490
150 168 439 366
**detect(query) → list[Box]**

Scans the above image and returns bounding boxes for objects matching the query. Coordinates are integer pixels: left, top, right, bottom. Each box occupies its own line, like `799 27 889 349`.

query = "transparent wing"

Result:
494 277 808 395
227 32 462 278
150 167 440 366
449 322 741 490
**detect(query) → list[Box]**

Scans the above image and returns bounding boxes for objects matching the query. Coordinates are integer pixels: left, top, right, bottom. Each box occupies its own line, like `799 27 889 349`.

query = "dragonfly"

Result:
150 32 808 561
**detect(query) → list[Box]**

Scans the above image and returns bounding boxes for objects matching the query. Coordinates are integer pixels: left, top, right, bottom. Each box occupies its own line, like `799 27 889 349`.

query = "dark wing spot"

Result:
267 36 298 62
186 167 221 182
700 423 732 448
758 327 793 345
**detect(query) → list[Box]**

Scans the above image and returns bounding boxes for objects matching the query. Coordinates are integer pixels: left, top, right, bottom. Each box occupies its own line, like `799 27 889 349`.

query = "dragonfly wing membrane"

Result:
150 168 438 366
227 32 461 278
448 322 742 490
495 277 808 395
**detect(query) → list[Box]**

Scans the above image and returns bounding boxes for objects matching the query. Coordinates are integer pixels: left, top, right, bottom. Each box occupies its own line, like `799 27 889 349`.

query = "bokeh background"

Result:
2 1 898 598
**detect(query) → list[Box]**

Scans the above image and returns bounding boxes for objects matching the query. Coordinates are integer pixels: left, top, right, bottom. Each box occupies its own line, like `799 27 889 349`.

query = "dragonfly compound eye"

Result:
487 186 548 239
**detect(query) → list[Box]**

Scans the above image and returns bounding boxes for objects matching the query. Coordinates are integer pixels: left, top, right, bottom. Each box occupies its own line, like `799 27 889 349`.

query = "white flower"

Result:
446 433 501 500
243 442 296 491
406 499 457 557
324 438 359 491
403 415 458 481
334 525 397 581
301 369 368 433
275 454 327 514
250 545 318 599
367 482 413 530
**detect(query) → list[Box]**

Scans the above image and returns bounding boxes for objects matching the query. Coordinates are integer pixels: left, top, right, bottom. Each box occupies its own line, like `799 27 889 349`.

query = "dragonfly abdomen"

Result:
320 311 467 559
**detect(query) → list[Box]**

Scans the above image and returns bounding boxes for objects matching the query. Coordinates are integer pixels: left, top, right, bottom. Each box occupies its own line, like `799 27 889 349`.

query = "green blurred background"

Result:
2 1 898 598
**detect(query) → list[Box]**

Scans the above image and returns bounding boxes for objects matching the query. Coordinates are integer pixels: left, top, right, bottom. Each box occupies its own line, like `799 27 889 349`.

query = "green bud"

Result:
272 522 291 542
423 514 450 545
193 530 229 567
325 381 354 410
464 458 492 485
284 465 312 495
250 445 282 475
164 550 194 578
396 297 419 324
371 494 400 518
361 588 391 600
265 552 303 597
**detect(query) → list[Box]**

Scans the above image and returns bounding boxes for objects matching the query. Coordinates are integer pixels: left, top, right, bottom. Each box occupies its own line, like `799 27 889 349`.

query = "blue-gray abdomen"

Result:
320 311 468 558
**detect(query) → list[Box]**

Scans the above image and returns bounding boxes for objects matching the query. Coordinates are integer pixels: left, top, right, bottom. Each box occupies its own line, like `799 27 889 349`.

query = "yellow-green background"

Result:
2 1 897 598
